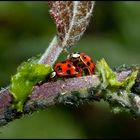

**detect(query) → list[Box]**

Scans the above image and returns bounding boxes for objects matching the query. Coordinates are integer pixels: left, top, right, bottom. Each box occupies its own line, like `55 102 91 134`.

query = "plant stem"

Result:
0 66 140 127
38 36 63 65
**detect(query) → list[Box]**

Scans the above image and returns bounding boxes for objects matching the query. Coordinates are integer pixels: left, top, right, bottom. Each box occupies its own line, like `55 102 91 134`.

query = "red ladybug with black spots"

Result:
67 52 95 75
53 59 82 78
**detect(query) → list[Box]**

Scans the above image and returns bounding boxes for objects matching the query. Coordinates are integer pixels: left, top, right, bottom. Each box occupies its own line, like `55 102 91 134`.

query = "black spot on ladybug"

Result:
67 64 71 68
58 67 62 72
75 68 79 72
56 65 61 68
61 61 66 64
66 70 71 75
83 55 87 59
92 68 95 72
73 59 79 64
87 62 90 66
90 60 93 63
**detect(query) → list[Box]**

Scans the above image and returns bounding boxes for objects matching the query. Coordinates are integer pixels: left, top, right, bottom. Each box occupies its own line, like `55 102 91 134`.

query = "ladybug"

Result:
53 59 82 78
67 52 95 75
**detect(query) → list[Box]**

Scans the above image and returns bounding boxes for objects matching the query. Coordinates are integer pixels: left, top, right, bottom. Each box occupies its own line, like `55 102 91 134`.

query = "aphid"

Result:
67 52 95 75
53 59 82 77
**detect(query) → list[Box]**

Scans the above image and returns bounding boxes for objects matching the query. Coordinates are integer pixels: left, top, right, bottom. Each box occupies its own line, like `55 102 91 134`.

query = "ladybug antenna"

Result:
63 48 69 54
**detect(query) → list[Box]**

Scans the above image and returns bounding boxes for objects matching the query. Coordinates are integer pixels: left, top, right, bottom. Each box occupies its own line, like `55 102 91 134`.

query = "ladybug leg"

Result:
82 67 91 76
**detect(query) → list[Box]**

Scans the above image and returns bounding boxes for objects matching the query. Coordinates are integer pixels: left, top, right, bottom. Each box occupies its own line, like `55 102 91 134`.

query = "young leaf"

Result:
48 1 95 48
38 1 95 65
10 59 53 112
96 58 138 92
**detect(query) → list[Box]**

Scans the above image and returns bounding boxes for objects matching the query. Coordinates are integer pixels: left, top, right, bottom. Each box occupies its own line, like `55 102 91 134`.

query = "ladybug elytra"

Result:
53 59 82 78
67 52 95 75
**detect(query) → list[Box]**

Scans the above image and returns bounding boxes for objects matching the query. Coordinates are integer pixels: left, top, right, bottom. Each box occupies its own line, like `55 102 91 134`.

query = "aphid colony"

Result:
53 52 95 78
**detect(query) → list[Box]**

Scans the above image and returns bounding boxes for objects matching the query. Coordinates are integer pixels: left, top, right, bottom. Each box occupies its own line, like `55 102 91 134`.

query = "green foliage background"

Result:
0 1 140 138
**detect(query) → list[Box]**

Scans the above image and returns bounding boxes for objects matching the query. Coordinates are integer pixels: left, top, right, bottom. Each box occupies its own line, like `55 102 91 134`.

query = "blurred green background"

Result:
0 1 140 138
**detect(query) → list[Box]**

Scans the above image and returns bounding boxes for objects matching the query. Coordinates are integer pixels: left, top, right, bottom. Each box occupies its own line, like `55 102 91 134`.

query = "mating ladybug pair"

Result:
53 52 95 78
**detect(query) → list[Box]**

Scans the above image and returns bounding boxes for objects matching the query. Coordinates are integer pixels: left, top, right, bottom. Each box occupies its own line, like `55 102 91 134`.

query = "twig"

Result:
0 1 140 128
38 36 63 65
0 66 140 127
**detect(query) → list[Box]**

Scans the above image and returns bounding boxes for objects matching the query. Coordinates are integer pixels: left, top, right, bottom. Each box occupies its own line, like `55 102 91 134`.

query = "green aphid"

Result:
10 59 53 112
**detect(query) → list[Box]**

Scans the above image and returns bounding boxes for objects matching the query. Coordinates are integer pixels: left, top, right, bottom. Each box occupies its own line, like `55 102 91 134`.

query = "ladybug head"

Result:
50 71 56 78
67 52 80 59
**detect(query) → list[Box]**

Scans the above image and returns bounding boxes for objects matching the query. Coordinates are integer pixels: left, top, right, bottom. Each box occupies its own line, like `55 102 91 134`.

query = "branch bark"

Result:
0 66 140 127
0 1 140 128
